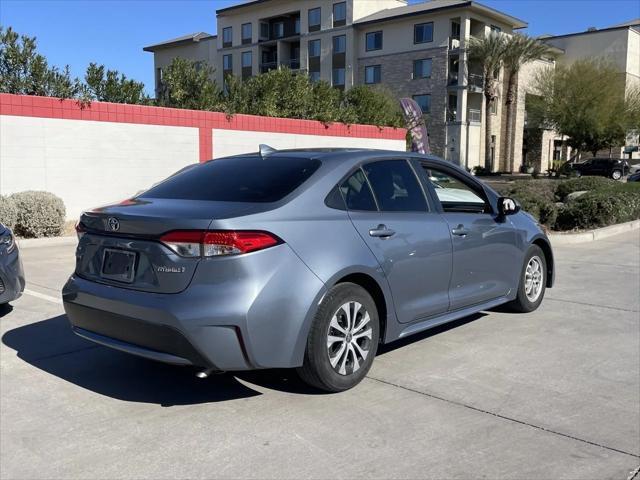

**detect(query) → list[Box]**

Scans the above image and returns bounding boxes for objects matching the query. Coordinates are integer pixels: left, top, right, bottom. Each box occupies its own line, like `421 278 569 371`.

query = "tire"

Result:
611 169 622 180
297 282 379 392
574 170 582 178
507 245 547 313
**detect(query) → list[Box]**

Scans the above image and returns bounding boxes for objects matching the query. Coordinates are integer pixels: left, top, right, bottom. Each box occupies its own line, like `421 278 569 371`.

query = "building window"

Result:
308 7 321 32
490 99 498 115
491 25 502 33
333 2 346 27
241 51 252 68
309 71 321 83
366 31 383 51
413 58 432 79
332 67 345 87
413 94 431 114
241 23 252 44
333 35 346 54
295 17 300 34
414 22 433 44
260 22 269 40
273 22 284 38
451 21 461 39
365 65 381 84
155 67 163 91
241 51 252 79
222 27 232 48
223 54 232 72
308 39 321 58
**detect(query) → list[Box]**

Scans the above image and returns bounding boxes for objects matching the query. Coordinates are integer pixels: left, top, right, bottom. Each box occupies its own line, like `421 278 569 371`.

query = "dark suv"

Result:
570 158 630 180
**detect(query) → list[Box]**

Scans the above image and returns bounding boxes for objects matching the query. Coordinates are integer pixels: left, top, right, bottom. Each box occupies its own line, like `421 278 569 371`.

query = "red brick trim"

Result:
0 94 406 141
199 127 212 162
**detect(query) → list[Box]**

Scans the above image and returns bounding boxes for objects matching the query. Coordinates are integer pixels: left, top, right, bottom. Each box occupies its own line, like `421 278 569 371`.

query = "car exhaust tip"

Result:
195 368 224 379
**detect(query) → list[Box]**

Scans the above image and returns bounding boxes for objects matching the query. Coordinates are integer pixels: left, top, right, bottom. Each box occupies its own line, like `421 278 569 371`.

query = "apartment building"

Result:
542 21 640 160
143 0 637 170
143 32 217 94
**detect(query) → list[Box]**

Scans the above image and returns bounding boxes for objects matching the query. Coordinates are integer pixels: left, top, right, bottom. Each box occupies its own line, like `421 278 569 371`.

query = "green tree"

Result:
223 67 402 127
530 59 640 157
156 57 221 110
0 26 83 99
467 32 507 171
502 34 556 171
84 62 148 104
342 85 403 128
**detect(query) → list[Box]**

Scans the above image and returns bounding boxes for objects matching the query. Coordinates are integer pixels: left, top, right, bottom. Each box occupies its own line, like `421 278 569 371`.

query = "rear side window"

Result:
363 160 428 212
340 169 377 211
141 156 321 203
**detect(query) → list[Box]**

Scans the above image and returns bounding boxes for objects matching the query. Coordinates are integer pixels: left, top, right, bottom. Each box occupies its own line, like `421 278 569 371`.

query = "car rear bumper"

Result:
62 244 326 370
0 248 25 304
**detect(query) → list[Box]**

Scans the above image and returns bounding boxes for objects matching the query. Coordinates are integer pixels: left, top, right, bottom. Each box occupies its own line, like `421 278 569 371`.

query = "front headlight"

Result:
0 231 15 253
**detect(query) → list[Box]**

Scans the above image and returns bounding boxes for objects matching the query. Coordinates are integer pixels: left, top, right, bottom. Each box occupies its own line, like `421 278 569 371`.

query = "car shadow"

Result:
0 303 13 318
2 311 489 403
1 314 268 406
377 312 487 356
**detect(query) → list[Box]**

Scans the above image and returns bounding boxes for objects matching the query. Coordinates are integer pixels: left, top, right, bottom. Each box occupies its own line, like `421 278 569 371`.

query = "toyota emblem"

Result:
107 217 120 231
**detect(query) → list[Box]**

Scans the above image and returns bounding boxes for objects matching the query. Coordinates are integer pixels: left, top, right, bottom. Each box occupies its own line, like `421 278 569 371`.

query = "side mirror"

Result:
498 196 521 216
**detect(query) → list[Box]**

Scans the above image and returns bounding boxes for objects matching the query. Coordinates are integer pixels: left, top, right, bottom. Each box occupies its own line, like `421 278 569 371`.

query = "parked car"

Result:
569 157 630 180
63 148 555 392
0 223 25 305
627 171 640 182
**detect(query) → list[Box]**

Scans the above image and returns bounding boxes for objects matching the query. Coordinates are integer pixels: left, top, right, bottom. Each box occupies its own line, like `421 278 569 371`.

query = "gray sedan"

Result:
63 148 554 392
0 224 25 305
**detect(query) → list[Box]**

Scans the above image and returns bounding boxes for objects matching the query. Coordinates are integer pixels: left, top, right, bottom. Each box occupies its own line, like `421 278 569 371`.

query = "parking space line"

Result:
23 288 63 305
366 375 640 459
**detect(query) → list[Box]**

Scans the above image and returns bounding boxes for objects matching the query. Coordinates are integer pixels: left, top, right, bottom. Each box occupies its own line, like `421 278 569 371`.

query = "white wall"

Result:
211 128 406 158
0 116 199 219
0 114 406 220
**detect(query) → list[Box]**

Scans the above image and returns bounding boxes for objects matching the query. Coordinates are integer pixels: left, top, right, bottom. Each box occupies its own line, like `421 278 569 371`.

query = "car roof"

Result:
224 148 451 167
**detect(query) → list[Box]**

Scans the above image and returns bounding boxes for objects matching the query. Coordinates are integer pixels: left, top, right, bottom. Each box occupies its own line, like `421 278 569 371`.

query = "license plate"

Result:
101 248 137 283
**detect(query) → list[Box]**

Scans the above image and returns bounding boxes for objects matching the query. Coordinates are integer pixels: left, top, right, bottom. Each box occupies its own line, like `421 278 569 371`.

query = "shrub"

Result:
492 180 558 225
0 196 18 230
555 184 640 230
555 177 617 200
10 191 66 238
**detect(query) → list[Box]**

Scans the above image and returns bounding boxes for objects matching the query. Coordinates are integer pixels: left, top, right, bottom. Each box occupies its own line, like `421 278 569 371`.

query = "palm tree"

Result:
502 35 556 172
467 33 507 171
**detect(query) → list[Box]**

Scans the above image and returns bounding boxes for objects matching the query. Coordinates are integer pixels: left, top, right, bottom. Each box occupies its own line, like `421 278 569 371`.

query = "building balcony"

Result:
468 73 484 92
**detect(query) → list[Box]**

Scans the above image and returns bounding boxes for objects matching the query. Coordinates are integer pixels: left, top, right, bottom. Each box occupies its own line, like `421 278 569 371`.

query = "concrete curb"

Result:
17 236 77 249
549 220 640 245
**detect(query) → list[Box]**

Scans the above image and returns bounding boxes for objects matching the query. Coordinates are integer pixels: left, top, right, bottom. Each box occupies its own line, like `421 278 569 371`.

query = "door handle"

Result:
451 224 470 237
369 224 396 238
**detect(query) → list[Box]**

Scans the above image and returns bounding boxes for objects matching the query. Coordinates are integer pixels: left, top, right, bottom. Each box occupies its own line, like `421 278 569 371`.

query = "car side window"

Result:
340 169 377 211
363 160 428 212
423 166 490 214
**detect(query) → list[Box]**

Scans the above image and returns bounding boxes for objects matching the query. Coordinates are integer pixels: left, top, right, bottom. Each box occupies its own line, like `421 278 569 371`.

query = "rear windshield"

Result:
140 156 321 203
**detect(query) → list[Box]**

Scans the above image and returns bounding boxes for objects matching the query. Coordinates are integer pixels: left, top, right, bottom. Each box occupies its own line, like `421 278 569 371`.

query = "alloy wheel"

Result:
326 301 373 375
525 256 544 302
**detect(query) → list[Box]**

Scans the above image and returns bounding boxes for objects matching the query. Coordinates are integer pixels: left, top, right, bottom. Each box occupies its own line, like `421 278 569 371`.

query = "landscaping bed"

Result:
489 177 640 231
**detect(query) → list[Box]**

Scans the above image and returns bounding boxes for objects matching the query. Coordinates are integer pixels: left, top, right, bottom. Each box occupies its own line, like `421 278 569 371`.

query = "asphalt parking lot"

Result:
1 231 639 480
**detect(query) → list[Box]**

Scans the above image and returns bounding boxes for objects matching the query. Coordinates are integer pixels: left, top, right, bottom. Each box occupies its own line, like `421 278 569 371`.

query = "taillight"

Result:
160 230 281 257
75 222 86 240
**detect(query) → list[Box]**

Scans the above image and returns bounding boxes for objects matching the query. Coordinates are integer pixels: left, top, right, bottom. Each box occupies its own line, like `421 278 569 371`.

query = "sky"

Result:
1 0 639 95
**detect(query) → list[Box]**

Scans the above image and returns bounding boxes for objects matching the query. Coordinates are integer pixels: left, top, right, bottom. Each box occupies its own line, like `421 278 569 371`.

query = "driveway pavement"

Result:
1 231 639 479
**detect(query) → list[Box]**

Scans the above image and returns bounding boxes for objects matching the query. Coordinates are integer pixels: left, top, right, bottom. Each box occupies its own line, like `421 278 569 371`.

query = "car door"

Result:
341 159 452 323
416 162 520 311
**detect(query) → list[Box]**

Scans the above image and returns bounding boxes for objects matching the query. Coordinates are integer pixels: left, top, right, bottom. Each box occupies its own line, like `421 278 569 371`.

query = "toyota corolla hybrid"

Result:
63 148 554 392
